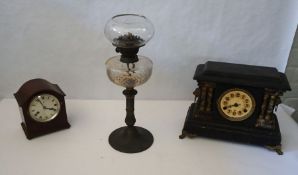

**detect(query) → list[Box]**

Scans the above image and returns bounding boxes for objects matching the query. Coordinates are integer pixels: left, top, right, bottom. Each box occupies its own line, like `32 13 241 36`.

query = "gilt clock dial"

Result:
29 94 61 122
218 88 255 121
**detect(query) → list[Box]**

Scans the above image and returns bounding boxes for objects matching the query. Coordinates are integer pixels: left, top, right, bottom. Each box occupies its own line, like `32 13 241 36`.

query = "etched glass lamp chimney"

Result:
104 14 154 153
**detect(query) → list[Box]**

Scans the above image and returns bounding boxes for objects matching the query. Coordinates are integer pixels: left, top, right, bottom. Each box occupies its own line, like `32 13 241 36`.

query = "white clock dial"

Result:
28 94 61 122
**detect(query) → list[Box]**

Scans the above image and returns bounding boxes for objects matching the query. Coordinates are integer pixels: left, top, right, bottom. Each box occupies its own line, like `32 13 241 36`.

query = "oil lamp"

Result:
104 14 154 153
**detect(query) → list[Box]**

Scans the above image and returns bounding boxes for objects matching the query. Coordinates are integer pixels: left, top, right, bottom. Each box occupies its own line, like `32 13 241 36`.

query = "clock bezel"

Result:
217 88 256 122
28 93 61 123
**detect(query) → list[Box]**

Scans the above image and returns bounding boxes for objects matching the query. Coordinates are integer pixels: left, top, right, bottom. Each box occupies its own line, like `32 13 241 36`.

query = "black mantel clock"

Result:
179 61 291 155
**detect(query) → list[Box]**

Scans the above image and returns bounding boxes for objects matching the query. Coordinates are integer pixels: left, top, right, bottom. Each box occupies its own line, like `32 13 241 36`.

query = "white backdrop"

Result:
0 0 297 100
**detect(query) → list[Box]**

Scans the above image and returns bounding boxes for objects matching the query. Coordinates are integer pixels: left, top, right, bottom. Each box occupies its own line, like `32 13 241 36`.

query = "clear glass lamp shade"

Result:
106 56 153 88
104 14 155 48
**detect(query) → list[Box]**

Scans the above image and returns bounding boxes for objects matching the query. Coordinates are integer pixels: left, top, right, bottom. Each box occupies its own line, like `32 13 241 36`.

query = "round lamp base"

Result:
109 126 153 153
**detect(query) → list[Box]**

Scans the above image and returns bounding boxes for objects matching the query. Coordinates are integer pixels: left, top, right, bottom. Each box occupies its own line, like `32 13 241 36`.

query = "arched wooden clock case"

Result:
14 79 70 139
179 61 291 154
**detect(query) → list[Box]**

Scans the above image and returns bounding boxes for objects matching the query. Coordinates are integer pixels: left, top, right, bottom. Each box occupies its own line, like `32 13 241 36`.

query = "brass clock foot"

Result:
265 145 283 155
179 131 186 139
179 131 197 139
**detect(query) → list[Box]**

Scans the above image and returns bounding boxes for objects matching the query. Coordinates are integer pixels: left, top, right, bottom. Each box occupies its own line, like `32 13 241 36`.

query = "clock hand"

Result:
44 107 57 111
232 103 240 107
225 103 241 109
37 99 46 109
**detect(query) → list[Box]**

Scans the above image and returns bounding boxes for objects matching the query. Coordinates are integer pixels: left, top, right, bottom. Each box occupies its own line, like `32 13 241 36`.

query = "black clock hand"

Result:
225 103 240 109
37 98 56 111
37 99 46 109
232 103 240 107
44 107 57 111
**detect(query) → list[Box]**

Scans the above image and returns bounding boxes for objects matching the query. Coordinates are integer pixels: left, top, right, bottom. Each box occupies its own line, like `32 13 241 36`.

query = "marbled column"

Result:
206 86 214 112
199 86 207 111
256 92 270 127
193 82 215 114
193 87 201 117
256 89 281 129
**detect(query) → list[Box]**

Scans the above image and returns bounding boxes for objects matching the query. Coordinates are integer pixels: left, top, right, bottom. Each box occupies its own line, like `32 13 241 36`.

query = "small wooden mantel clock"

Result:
14 79 70 139
179 61 291 154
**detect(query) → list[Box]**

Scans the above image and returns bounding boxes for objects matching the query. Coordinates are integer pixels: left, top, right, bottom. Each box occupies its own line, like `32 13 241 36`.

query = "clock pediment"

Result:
14 79 65 107
194 61 291 91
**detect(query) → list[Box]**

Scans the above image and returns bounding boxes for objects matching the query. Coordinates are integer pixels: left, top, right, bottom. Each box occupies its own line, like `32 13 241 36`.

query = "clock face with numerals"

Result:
28 94 61 122
217 88 255 121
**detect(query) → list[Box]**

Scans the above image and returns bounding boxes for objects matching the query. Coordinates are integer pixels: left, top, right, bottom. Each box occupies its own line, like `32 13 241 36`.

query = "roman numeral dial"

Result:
28 94 61 122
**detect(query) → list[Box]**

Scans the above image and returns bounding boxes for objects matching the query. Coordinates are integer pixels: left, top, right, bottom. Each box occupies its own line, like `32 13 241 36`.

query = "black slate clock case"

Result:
180 61 291 154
